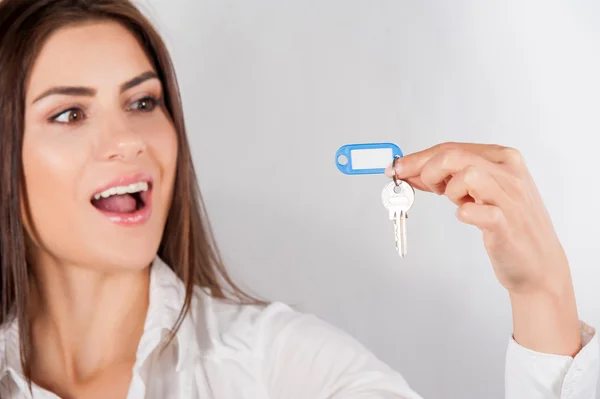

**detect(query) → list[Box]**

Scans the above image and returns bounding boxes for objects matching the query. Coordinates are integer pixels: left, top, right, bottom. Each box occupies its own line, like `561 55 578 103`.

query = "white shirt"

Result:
0 257 598 399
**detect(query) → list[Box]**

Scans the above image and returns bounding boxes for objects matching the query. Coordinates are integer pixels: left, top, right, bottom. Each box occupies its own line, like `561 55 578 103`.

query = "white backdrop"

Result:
138 1 600 397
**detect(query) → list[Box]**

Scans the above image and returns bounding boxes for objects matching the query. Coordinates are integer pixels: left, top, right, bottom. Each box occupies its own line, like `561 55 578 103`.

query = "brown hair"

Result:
0 0 263 382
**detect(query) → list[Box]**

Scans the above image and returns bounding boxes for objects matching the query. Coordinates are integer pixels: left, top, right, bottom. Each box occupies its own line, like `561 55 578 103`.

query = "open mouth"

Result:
90 181 152 214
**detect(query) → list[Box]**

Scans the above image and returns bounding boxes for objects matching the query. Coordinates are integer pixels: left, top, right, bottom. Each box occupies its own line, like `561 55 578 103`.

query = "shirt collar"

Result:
0 255 209 380
141 256 206 370
0 317 21 381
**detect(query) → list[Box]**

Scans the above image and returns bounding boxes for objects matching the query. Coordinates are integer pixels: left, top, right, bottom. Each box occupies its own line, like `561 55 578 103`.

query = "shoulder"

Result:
152 257 373 359
191 289 311 354
190 293 414 397
192 289 376 360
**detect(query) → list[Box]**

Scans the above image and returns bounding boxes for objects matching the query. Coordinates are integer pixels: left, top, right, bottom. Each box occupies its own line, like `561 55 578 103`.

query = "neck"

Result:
28 253 150 384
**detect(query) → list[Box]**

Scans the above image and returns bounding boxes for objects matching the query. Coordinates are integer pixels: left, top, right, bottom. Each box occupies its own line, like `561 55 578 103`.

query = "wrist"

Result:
509 279 581 357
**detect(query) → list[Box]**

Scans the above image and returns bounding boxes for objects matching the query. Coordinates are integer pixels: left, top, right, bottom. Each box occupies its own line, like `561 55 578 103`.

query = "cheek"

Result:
141 113 178 184
21 126 88 240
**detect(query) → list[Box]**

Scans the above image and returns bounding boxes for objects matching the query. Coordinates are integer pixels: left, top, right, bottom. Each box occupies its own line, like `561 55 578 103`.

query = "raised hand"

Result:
387 142 581 356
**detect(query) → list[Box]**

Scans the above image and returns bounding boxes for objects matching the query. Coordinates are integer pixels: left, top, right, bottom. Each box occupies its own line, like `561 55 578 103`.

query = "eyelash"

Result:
48 95 163 124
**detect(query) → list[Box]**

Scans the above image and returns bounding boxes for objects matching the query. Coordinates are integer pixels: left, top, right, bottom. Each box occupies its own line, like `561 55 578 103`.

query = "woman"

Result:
0 0 596 398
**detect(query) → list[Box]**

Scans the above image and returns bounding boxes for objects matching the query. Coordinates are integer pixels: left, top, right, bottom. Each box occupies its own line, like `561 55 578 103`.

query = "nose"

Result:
100 123 146 162
108 137 146 161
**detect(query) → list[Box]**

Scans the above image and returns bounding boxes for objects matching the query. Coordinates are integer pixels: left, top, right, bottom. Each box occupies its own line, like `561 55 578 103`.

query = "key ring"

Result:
392 156 401 186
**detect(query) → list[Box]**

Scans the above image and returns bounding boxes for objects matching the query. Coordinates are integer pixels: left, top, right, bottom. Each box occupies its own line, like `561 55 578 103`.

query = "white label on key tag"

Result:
350 148 393 170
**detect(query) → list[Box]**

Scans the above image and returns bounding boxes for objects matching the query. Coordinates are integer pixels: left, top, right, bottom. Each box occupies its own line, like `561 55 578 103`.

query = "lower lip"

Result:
94 191 153 227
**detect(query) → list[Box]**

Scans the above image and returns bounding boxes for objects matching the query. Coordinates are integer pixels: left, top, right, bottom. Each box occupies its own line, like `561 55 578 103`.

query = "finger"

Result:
389 142 523 179
445 165 510 207
404 176 432 192
420 148 501 195
383 169 433 192
456 202 508 232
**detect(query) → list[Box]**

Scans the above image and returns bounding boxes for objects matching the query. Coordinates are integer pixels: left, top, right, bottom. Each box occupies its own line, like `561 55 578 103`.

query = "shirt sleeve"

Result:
505 321 599 399
259 303 599 399
260 303 423 399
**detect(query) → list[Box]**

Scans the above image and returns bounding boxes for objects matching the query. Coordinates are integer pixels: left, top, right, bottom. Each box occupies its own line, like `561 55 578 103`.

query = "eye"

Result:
129 96 160 112
50 109 85 124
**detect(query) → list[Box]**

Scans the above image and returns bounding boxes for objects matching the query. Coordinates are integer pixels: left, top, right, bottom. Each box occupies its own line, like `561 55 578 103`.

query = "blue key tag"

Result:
335 143 403 175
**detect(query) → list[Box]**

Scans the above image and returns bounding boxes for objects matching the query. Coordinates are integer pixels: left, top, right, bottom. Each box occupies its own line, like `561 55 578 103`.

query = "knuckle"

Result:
488 206 504 226
437 142 460 151
439 148 463 170
501 147 524 166
462 165 480 184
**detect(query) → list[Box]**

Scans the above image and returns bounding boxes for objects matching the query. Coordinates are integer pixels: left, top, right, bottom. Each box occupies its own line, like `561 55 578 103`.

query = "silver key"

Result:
381 180 415 257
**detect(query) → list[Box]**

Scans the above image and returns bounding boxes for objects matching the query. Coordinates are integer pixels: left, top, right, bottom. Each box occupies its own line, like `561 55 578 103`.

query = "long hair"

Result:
0 0 262 381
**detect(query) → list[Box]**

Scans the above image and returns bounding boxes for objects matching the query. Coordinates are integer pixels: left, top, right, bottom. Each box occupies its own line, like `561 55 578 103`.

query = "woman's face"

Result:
22 21 178 271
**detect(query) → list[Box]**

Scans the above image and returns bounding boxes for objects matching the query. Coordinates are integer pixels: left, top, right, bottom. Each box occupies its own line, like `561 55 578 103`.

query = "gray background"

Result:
138 1 600 398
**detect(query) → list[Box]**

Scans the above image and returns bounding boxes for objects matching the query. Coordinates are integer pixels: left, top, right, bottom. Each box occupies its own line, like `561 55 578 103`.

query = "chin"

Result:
99 252 157 272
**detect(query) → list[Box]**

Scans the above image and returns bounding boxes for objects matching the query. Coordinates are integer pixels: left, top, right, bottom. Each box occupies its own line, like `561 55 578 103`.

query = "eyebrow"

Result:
32 71 160 104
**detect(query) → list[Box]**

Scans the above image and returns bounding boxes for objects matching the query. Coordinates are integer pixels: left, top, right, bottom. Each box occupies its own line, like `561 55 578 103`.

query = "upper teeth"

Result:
93 181 149 200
